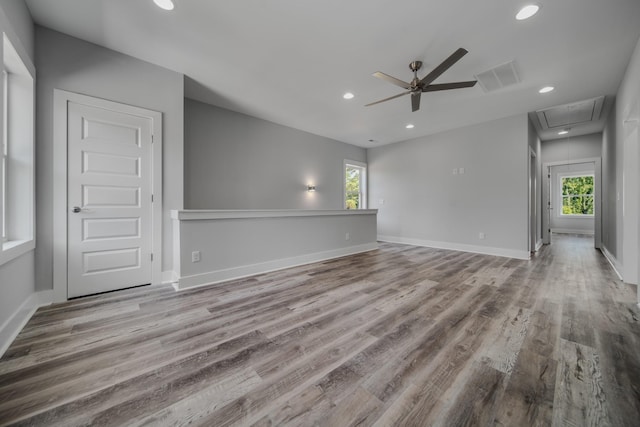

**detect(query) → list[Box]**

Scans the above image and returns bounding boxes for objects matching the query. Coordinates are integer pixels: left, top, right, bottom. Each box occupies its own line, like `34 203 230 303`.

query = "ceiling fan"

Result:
365 48 477 112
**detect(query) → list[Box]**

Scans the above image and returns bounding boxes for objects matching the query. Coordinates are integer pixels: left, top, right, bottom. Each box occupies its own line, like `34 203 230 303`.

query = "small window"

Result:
345 160 366 209
560 174 594 216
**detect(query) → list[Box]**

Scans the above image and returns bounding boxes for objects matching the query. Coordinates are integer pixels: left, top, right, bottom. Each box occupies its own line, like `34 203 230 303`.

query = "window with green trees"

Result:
561 174 594 215
345 162 366 209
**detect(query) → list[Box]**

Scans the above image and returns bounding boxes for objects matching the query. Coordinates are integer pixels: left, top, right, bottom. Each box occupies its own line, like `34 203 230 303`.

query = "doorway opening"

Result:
542 158 601 248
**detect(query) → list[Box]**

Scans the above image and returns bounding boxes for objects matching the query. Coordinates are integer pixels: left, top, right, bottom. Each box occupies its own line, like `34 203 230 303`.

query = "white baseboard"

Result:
174 242 379 291
551 228 594 235
377 235 530 260
0 290 53 358
600 245 623 281
535 239 544 251
161 270 178 285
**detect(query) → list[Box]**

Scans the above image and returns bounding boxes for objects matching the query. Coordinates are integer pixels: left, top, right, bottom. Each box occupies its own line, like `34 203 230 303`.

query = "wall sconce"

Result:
307 185 316 192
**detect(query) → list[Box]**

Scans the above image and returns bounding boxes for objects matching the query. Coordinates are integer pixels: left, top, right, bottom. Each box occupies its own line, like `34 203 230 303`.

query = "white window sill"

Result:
1 239 35 266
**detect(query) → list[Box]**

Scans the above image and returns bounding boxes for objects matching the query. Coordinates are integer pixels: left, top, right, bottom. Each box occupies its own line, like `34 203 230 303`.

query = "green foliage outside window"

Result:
561 175 594 215
345 167 360 209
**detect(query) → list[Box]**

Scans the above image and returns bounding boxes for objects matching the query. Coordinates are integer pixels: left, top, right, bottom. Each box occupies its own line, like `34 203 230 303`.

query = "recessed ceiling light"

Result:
539 86 554 94
153 0 175 11
516 4 540 20
406 124 415 129
343 92 354 100
558 129 569 135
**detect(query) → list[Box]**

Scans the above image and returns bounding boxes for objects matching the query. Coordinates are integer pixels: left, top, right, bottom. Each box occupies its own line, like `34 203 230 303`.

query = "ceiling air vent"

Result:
536 96 605 130
474 61 520 93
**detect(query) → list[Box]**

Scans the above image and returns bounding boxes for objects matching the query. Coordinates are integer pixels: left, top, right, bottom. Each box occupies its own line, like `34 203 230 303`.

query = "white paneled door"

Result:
67 101 153 298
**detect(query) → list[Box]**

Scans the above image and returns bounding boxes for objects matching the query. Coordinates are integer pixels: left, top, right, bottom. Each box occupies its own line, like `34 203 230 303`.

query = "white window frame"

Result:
344 159 367 210
558 172 595 218
0 32 35 266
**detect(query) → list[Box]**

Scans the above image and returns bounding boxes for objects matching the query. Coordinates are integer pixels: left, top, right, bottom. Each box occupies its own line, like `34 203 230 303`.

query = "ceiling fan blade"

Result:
365 91 411 107
419 47 468 86
372 72 411 90
422 81 477 92
411 92 421 112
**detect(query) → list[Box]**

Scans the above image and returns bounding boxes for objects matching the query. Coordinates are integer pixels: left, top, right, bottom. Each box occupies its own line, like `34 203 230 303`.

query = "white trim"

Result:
173 242 378 291
528 146 538 253
53 90 163 303
1 239 34 265
377 235 530 260
551 228 595 235
0 290 52 358
162 270 178 285
535 239 543 251
172 209 378 221
601 245 623 281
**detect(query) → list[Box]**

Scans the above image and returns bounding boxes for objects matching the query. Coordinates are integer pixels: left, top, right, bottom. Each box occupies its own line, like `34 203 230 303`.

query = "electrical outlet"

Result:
345 233 350 241
459 167 465 174
192 251 200 262
379 199 385 205
479 232 485 240
452 168 458 175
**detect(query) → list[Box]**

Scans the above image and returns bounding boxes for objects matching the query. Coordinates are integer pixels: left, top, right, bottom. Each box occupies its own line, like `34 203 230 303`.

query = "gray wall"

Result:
615 34 640 286
35 27 184 289
368 114 529 254
541 133 602 163
602 104 617 259
0 1 35 328
184 98 366 210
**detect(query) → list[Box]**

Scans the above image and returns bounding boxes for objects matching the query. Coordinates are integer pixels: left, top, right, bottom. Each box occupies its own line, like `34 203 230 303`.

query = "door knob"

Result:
72 206 83 213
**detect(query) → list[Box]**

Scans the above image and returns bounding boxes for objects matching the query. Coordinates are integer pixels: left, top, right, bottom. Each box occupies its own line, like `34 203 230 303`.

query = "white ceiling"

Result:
24 0 640 147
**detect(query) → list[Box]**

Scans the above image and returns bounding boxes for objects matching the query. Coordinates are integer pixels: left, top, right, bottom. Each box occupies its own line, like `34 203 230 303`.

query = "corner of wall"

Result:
0 289 52 358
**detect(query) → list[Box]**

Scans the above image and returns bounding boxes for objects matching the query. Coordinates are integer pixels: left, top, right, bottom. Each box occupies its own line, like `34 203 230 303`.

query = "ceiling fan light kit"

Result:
365 48 477 112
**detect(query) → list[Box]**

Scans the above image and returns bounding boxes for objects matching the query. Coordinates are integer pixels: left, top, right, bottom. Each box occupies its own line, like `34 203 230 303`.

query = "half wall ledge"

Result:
171 209 378 290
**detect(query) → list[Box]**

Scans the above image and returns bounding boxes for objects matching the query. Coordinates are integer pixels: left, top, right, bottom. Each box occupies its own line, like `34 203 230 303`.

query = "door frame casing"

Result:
53 89 163 302
542 157 601 248
528 147 538 253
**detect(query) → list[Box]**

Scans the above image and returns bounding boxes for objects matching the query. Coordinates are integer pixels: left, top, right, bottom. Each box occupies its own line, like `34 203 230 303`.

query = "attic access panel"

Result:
536 96 605 130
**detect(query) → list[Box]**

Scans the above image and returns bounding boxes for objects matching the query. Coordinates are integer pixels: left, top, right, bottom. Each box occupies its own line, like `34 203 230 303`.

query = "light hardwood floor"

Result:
1 235 639 426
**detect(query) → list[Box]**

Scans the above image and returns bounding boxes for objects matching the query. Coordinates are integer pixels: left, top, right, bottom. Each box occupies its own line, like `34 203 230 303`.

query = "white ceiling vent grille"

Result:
474 61 520 93
536 96 605 130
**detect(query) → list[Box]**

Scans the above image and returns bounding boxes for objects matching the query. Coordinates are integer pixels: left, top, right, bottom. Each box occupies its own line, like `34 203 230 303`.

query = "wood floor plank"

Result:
493 349 557 426
1 235 639 426
552 339 610 427
434 360 506 427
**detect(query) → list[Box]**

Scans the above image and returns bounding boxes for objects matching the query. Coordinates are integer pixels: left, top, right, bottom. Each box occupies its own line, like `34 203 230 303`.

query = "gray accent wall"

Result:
184 98 366 210
0 1 35 330
35 26 184 290
368 114 529 254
